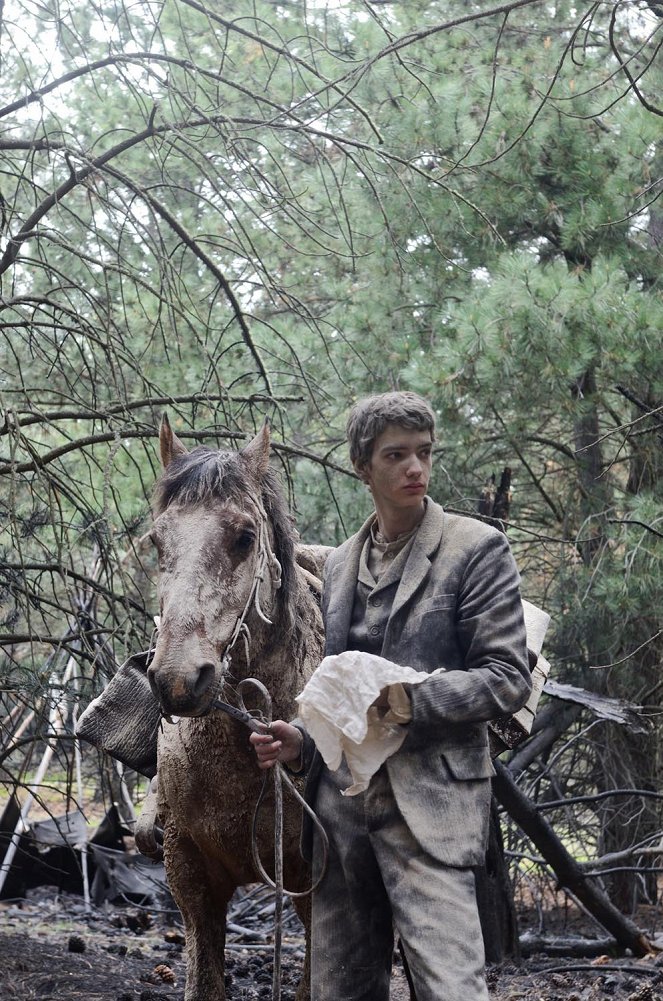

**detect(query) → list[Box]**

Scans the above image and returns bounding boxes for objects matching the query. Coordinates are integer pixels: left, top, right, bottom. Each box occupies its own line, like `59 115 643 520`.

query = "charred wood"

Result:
506 702 581 776
519 933 625 958
493 761 654 957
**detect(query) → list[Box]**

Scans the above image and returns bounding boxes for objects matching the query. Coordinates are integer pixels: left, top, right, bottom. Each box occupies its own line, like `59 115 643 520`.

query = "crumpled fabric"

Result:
295 651 443 796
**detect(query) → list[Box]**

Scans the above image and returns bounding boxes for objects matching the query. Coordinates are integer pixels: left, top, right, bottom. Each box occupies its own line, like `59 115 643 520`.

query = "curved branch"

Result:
0 111 159 275
96 166 274 395
0 562 148 615
0 51 307 122
178 0 384 143
0 427 225 476
286 0 553 142
0 393 304 434
0 629 109 649
609 6 663 117
0 424 356 478
607 519 663 540
1 132 273 392
537 788 663 811
0 108 505 244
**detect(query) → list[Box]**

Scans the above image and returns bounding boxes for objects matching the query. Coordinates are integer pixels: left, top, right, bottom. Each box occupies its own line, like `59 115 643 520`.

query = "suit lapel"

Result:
326 500 447 654
388 500 446 623
325 513 373 654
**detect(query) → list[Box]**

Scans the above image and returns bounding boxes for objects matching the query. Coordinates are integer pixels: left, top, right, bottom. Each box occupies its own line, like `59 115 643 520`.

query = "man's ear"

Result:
159 413 188 468
353 459 369 484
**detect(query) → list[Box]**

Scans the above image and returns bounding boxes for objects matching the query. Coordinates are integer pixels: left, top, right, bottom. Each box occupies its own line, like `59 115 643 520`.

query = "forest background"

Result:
1 0 662 942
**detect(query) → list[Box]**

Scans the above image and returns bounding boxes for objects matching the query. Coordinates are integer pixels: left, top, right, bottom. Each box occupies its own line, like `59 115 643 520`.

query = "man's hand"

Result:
249 720 303 770
371 688 390 710
370 684 412 723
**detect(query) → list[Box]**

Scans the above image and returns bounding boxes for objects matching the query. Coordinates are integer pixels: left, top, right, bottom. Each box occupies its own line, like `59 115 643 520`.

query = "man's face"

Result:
359 425 433 513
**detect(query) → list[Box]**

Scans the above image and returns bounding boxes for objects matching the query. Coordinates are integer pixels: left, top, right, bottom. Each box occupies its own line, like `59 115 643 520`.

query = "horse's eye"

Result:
235 530 256 552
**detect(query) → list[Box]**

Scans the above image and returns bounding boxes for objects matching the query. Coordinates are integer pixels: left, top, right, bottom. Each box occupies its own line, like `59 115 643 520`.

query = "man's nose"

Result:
406 456 423 477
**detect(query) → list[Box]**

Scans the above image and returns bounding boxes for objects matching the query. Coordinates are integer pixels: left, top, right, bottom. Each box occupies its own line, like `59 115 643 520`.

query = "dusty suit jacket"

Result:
299 498 531 867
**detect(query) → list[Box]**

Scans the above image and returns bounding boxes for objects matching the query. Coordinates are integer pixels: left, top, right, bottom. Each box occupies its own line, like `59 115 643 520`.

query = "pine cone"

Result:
628 984 655 1001
67 935 86 953
153 963 177 984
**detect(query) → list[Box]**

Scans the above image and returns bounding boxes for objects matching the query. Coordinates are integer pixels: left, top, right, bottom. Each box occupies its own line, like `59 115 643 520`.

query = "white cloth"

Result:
296 651 443 796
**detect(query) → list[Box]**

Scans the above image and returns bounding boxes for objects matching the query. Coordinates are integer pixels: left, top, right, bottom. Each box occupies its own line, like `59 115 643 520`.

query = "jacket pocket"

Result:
418 592 456 612
441 746 495 780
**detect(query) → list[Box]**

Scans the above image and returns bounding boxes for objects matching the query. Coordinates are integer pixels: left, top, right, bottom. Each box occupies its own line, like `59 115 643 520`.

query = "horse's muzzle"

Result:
147 658 218 716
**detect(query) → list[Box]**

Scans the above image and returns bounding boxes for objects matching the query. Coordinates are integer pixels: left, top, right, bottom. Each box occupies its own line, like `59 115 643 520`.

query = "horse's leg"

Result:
135 776 162 860
164 823 233 1001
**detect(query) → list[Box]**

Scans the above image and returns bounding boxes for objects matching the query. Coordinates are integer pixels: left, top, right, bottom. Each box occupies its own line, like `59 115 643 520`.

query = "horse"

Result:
143 416 325 1000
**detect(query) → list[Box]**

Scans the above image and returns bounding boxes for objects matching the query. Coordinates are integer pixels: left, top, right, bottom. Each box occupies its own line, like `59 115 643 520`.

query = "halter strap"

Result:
220 498 282 669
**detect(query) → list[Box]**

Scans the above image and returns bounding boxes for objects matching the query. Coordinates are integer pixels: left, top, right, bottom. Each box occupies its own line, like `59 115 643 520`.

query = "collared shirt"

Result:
366 521 418 582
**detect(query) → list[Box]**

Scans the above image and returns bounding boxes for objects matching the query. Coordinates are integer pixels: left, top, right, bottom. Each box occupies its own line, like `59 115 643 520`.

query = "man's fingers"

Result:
249 719 300 770
250 731 282 767
249 730 274 746
255 740 281 769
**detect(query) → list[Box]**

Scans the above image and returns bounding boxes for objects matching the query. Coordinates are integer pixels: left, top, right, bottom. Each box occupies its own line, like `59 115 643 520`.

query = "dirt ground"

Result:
1 887 663 1000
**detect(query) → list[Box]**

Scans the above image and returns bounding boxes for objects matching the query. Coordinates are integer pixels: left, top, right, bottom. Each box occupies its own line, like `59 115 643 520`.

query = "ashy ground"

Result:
1 887 662 1000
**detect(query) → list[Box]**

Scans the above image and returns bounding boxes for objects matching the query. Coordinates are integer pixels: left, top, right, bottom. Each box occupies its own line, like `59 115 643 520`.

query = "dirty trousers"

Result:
311 761 489 1001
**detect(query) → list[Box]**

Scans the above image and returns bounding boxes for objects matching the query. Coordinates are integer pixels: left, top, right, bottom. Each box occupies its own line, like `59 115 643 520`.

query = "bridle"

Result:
215 497 283 683
210 499 286 729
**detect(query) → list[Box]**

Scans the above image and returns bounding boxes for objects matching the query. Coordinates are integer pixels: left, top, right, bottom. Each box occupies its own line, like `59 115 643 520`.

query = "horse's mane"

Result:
153 446 298 625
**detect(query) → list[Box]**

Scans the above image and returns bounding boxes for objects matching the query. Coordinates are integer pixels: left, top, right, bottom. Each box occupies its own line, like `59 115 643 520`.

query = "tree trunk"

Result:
476 797 521 963
474 467 520 960
493 761 653 956
590 380 662 912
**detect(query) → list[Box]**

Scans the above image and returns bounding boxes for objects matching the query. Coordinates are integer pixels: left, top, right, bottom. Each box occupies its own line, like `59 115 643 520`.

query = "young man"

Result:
251 391 532 1001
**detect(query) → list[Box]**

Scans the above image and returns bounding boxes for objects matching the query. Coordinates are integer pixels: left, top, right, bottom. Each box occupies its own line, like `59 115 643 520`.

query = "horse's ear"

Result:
159 413 188 468
241 420 271 478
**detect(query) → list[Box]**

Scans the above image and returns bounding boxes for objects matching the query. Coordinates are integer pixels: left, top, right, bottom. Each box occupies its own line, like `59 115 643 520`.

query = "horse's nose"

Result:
147 663 161 702
147 659 217 714
191 661 216 701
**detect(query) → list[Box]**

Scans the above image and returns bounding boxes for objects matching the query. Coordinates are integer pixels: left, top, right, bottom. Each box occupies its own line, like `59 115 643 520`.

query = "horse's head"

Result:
146 415 294 717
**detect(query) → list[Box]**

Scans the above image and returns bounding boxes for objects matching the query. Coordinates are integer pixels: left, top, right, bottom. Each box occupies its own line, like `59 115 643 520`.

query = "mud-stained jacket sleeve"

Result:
407 529 531 733
284 719 316 775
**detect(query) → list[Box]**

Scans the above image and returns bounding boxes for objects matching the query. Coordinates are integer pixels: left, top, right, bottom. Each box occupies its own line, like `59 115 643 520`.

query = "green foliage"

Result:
1 0 662 829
